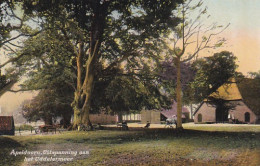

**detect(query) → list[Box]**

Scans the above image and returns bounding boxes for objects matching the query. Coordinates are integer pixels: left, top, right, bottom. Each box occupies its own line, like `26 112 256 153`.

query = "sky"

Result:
202 0 260 74
0 0 260 116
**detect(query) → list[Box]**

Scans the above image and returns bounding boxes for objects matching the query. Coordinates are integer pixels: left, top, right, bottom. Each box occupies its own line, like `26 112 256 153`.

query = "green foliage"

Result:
0 70 7 90
16 29 74 126
22 85 73 125
249 70 260 79
191 51 238 103
92 75 171 114
159 60 196 105
0 1 12 44
237 78 260 116
15 124 33 131
13 0 185 117
22 90 56 125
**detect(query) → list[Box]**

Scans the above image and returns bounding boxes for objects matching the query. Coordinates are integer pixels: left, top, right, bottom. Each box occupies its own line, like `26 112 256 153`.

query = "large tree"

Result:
191 51 238 102
15 0 183 128
16 27 170 125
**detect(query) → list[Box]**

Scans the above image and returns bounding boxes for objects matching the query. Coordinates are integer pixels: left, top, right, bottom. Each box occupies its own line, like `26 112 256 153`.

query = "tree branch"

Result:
0 79 18 97
7 41 23 48
0 53 25 68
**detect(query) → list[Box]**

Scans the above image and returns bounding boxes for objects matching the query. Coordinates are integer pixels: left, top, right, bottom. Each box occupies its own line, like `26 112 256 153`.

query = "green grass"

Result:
15 124 33 131
1 126 259 166
183 124 260 132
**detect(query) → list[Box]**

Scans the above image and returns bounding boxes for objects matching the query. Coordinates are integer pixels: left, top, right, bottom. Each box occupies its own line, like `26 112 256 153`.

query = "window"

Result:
198 114 202 122
245 112 250 123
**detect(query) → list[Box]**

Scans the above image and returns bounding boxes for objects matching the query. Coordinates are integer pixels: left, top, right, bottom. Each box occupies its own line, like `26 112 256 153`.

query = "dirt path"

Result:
105 122 260 128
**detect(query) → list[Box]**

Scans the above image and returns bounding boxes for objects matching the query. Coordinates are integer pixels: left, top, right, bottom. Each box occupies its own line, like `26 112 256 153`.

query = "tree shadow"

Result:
86 128 259 150
0 136 24 166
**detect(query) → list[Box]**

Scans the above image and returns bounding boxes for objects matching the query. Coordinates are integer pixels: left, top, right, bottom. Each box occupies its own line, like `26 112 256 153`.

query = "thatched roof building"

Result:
194 78 260 124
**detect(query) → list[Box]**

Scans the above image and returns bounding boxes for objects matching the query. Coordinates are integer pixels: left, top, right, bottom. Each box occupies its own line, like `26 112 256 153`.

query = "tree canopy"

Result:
191 51 238 102
1 0 238 130
6 0 184 128
249 70 260 79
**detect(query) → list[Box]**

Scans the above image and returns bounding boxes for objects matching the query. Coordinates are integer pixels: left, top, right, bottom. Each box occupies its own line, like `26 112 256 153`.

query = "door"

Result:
245 112 250 123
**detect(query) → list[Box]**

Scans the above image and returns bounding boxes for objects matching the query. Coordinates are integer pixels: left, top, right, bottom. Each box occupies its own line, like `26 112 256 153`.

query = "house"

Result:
0 116 15 135
194 78 260 124
141 101 189 124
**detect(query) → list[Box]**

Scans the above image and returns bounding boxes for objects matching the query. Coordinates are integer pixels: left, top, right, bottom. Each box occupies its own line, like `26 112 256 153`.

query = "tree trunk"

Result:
81 67 95 128
62 111 72 128
71 2 108 129
118 112 123 123
72 93 81 129
44 116 53 125
176 57 183 129
72 67 95 130
72 42 84 129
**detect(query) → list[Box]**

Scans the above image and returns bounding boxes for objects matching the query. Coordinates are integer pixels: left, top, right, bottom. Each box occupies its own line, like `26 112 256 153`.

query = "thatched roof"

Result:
205 78 242 101
202 77 260 116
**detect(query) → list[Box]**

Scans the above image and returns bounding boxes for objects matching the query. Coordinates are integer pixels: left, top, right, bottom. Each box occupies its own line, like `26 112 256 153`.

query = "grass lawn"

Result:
0 125 259 166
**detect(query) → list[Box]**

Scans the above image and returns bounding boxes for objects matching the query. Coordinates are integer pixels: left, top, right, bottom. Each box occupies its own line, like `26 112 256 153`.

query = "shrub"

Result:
15 124 33 131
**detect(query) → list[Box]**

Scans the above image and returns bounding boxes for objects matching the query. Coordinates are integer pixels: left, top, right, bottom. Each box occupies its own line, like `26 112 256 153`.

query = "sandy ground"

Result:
15 130 65 136
105 122 260 128
15 123 260 136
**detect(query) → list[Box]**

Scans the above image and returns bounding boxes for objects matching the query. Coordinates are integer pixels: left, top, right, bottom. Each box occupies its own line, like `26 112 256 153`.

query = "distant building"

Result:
89 112 118 125
122 113 141 122
140 101 190 124
161 101 190 122
141 110 161 124
194 78 260 124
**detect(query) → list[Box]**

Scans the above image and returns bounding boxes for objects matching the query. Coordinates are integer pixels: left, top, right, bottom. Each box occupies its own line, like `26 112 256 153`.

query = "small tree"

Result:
22 87 73 126
22 90 56 125
163 0 229 129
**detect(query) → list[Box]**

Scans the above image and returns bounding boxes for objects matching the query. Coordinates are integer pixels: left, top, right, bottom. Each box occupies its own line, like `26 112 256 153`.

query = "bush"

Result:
15 124 33 131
